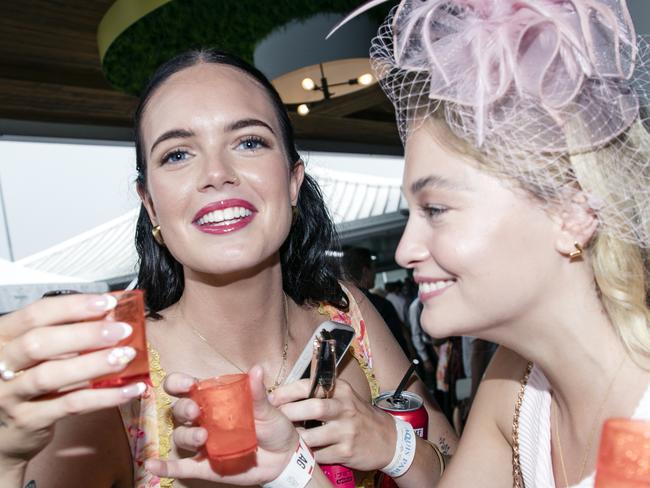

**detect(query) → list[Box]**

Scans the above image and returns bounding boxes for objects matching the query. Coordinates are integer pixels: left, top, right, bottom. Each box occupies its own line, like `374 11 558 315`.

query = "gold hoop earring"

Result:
152 225 165 246
569 241 583 260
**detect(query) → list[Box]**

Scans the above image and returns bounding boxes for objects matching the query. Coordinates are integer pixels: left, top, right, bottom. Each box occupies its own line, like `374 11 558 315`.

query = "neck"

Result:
171 253 289 366
483 262 635 420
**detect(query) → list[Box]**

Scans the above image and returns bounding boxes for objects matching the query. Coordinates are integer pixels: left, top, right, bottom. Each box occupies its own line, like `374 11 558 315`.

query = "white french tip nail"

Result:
122 382 147 397
88 294 118 312
104 294 118 310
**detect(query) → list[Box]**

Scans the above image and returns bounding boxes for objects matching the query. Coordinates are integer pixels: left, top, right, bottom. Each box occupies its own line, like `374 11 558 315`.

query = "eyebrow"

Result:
150 128 194 156
225 118 275 135
409 174 468 195
149 118 276 156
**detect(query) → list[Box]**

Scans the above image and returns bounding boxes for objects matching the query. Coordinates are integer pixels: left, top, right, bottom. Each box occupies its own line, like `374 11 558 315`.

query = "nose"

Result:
198 152 240 191
395 215 429 269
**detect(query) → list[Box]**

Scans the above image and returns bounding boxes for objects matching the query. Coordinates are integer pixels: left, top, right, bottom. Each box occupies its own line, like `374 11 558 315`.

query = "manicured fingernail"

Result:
101 322 132 342
122 382 147 398
88 294 117 312
107 346 136 366
181 377 196 390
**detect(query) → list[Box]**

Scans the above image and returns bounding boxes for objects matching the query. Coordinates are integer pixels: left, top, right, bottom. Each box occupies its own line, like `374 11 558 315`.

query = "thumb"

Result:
249 364 278 421
249 365 298 455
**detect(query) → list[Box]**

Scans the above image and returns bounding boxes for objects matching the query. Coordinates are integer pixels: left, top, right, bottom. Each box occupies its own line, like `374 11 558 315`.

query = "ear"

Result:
554 191 598 255
289 159 305 206
137 183 158 226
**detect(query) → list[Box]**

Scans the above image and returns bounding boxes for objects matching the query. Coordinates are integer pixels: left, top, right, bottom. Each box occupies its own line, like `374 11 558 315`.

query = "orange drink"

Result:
595 418 650 487
91 290 150 388
190 373 257 462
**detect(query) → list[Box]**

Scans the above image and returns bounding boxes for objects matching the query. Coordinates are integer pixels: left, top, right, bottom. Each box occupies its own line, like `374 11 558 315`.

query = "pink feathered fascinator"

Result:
330 0 640 151
330 1 650 248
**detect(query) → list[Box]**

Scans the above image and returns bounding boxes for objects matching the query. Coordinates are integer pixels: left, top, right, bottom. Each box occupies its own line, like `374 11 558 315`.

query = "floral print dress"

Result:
118 285 380 487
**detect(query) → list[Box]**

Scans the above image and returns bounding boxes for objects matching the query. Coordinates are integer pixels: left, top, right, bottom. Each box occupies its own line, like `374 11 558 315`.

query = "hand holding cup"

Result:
0 292 148 473
146 365 304 485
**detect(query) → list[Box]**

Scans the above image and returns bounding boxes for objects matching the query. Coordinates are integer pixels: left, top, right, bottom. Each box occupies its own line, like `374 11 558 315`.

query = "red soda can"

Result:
321 463 355 487
374 391 428 488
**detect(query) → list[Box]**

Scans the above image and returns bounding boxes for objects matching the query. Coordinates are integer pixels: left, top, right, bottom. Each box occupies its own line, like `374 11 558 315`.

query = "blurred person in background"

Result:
385 281 407 323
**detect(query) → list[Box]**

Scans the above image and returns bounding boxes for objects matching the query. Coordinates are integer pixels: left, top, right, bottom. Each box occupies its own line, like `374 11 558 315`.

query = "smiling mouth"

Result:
195 206 253 226
418 279 456 299
419 280 455 293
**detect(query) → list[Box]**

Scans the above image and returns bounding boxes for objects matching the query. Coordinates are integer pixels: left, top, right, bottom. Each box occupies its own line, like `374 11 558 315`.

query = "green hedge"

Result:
102 0 390 96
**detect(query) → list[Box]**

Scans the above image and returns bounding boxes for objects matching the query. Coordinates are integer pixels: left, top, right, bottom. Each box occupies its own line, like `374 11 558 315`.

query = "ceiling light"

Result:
297 104 310 116
357 73 374 86
301 77 316 91
254 13 377 104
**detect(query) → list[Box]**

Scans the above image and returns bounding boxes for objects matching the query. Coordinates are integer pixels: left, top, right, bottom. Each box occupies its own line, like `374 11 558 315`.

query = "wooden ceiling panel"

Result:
290 113 400 146
0 1 401 153
0 78 135 126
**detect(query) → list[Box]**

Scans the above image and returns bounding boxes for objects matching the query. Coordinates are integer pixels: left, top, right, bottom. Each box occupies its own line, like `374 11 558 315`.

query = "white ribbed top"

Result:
518 364 650 488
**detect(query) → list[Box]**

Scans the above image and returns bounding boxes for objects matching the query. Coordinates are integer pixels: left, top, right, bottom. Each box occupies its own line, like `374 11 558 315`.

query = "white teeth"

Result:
196 207 252 225
419 280 455 294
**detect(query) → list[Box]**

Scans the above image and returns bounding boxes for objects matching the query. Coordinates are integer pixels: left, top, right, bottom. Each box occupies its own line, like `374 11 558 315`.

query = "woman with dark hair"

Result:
0 49 454 488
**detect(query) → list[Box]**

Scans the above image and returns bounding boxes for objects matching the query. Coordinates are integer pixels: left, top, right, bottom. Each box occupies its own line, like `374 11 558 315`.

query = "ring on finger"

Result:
0 360 22 381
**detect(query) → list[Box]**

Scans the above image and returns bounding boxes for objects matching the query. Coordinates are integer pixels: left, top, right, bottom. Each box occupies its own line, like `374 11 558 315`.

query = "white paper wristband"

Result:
380 417 417 478
263 435 315 488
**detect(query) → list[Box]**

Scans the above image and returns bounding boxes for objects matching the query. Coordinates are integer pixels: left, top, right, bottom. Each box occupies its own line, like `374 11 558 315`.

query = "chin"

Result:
420 309 477 339
190 250 280 277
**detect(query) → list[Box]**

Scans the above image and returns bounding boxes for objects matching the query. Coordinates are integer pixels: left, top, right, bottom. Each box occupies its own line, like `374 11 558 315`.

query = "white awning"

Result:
16 166 406 282
17 209 138 283
0 258 88 285
0 258 108 314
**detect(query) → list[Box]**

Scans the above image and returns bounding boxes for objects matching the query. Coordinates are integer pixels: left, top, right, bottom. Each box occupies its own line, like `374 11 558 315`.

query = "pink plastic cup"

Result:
595 418 650 487
190 373 257 462
91 290 150 388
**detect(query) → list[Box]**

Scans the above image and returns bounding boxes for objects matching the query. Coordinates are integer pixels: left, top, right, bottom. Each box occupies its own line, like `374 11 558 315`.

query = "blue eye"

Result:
237 136 268 151
420 205 448 220
162 149 189 164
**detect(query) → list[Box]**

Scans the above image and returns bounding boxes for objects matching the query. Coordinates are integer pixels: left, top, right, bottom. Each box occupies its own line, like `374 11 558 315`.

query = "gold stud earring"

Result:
569 241 583 260
152 225 165 246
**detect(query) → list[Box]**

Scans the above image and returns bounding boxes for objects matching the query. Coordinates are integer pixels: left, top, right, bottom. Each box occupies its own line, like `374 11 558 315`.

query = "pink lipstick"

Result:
192 199 257 235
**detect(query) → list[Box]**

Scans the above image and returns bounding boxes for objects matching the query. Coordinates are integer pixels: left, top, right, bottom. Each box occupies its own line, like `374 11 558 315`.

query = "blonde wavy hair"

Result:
572 121 650 366
422 109 650 366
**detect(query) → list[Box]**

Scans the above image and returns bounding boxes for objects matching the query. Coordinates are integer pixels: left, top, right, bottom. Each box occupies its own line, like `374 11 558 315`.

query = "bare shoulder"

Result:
340 282 402 354
336 282 407 391
479 346 532 442
438 347 530 487
340 282 371 309
25 406 132 487
340 282 388 336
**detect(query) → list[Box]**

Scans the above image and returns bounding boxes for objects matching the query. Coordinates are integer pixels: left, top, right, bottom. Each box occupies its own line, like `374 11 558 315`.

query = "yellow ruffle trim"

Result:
148 344 175 488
